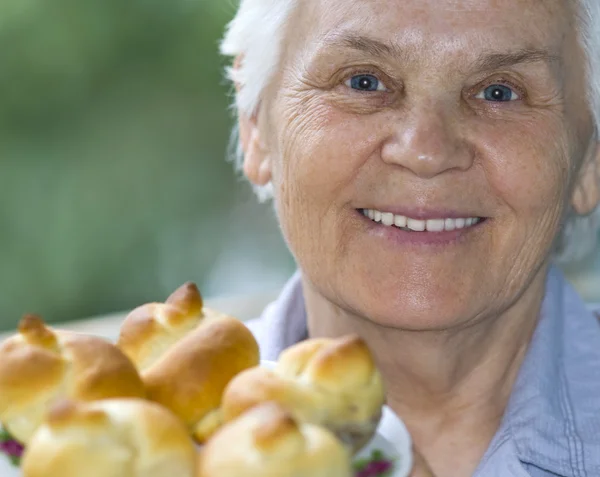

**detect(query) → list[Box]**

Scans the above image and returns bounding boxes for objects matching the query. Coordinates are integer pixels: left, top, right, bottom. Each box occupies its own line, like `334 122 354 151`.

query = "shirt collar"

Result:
247 269 306 361
501 266 600 476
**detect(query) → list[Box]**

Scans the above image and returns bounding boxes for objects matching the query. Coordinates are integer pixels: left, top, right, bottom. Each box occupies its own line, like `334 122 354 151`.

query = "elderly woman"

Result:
219 0 600 476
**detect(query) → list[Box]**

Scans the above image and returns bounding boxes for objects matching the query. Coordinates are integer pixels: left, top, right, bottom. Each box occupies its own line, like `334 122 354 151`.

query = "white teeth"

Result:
363 209 481 232
381 212 394 226
426 219 445 232
406 218 426 232
394 215 407 227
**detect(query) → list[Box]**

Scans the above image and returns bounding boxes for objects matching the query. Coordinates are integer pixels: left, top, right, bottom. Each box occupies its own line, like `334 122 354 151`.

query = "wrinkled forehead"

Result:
285 0 578 69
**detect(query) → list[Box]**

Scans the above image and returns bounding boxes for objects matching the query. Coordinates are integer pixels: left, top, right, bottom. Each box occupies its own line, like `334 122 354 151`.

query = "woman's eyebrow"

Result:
322 33 404 60
318 32 561 71
472 48 562 72
338 33 402 59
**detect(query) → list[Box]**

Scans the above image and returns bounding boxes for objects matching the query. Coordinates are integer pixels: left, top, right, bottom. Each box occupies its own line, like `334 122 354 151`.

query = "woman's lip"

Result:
357 207 486 220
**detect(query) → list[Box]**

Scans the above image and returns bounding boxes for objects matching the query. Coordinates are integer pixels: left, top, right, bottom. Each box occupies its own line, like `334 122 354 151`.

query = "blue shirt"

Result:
246 266 600 476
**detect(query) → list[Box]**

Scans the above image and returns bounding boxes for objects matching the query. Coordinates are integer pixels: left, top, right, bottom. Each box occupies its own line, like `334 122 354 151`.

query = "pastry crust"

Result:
221 335 385 452
21 398 196 477
117 282 260 442
0 315 146 444
196 402 352 477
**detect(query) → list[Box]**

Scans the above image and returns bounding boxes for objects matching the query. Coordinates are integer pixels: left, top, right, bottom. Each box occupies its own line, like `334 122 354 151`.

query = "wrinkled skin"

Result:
238 0 600 475
246 0 599 331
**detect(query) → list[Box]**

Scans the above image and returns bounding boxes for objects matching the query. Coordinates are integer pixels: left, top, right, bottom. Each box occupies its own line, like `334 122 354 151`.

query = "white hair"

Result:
220 0 600 264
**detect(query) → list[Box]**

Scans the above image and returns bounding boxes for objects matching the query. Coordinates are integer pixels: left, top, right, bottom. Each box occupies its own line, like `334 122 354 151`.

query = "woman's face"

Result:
248 0 600 329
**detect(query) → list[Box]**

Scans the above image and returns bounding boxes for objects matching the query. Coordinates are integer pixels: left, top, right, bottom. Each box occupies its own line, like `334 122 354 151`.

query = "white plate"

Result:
0 361 413 477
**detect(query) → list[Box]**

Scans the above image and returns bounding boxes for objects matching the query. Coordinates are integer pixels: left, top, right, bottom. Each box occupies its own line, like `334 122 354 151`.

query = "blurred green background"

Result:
0 0 599 332
0 0 296 331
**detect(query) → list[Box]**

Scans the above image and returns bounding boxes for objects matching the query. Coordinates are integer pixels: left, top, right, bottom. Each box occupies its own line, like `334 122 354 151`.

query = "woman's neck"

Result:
302 274 546 477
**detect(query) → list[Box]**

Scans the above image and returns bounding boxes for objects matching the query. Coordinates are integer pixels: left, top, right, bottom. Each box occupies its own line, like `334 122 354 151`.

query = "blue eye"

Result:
346 74 386 92
477 84 520 102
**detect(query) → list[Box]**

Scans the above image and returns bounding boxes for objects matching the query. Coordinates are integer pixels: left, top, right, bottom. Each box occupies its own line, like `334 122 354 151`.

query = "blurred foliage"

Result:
0 0 294 331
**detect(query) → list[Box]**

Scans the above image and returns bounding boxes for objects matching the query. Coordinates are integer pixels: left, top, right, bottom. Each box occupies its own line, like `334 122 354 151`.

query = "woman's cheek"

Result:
284 117 382 200
466 110 565 209
488 137 568 217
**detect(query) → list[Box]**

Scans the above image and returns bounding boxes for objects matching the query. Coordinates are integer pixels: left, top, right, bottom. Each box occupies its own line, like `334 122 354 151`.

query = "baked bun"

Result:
117 282 260 442
221 335 385 453
21 398 196 477
0 315 146 444
196 402 352 477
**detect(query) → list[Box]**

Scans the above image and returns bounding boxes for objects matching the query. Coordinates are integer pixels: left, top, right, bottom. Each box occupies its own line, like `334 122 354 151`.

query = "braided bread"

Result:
21 398 196 477
117 282 260 442
0 315 145 445
221 335 385 452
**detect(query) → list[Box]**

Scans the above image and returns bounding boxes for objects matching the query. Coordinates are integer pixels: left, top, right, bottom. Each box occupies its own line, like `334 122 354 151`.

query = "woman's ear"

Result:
572 140 600 215
239 112 272 186
234 55 272 186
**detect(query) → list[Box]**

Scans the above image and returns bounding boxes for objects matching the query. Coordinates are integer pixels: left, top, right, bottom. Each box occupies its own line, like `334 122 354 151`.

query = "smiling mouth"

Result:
360 208 486 232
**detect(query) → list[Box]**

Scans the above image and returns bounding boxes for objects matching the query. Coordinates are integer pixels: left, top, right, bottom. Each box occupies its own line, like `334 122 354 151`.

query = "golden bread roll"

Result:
0 315 145 444
196 402 352 477
117 282 260 442
21 398 197 477
221 335 385 453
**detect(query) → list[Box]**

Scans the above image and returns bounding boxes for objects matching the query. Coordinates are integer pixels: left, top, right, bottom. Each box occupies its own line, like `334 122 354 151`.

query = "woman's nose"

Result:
380 104 474 179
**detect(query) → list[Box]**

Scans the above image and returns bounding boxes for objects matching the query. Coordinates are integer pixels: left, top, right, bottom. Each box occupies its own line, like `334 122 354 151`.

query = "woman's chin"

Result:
349 290 476 332
366 311 468 331
308 264 485 330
